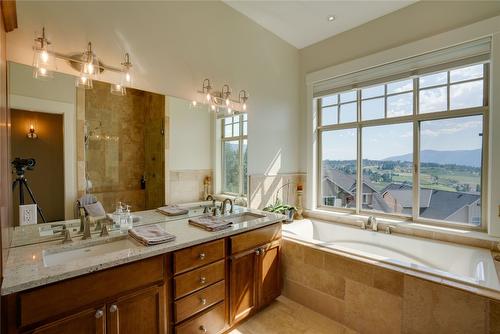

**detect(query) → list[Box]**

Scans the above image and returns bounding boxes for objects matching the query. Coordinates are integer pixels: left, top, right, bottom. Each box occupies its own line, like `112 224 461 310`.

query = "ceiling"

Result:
223 1 416 49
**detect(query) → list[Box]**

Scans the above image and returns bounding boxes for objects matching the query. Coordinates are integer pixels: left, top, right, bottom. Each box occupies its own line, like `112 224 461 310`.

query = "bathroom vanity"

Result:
1 209 284 334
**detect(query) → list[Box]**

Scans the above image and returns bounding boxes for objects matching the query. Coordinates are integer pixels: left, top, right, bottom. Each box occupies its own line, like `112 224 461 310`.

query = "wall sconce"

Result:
193 79 249 114
26 123 38 139
32 27 134 96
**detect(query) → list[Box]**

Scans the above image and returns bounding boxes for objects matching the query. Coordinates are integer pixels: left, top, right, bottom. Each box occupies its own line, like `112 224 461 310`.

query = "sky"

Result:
321 64 484 161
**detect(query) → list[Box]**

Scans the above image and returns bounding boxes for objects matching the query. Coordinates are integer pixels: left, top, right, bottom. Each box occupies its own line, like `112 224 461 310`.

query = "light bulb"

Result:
211 104 216 111
87 63 94 74
228 107 232 114
39 68 47 75
243 103 247 111
125 72 131 83
225 98 230 106
206 93 211 102
80 76 87 83
41 50 49 63
192 101 197 107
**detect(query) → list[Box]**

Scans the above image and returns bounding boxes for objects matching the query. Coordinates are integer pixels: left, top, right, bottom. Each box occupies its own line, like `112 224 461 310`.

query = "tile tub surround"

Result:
169 169 213 204
248 173 305 210
0 208 285 295
282 239 500 334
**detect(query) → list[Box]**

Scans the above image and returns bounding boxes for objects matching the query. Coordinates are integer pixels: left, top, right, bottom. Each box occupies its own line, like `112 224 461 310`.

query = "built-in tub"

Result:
283 219 500 293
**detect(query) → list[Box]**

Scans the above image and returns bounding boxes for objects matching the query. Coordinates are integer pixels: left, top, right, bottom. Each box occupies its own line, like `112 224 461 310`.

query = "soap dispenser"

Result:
112 202 123 229
125 205 133 230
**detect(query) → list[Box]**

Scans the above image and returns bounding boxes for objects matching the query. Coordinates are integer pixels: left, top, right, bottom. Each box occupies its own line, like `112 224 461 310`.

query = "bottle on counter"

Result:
113 202 124 229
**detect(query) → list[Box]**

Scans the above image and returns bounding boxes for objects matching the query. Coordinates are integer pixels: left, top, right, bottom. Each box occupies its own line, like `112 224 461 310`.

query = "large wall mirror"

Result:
8 62 215 226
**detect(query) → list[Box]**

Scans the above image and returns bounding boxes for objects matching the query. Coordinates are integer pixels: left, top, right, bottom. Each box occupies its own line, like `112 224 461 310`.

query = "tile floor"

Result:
230 296 357 334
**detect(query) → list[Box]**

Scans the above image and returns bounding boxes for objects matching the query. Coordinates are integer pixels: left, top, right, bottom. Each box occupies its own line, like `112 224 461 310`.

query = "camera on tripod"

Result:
12 158 36 176
11 157 46 224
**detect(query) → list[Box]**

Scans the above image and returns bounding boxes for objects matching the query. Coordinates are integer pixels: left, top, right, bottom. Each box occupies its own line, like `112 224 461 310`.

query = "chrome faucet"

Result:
366 216 378 232
221 198 233 215
385 225 396 234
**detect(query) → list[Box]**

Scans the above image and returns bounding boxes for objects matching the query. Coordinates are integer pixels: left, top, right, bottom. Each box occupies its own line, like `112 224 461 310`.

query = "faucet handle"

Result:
385 225 396 234
100 221 110 237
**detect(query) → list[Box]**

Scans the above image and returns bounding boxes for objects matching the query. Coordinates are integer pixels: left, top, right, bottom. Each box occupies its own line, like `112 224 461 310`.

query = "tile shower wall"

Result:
248 173 305 210
282 239 500 334
77 81 165 212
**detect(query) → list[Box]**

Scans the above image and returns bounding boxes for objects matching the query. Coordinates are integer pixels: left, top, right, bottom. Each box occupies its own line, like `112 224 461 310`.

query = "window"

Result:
222 114 248 195
317 63 488 228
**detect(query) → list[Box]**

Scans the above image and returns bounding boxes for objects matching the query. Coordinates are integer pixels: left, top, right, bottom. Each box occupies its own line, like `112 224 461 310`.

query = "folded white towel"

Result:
157 205 189 216
129 225 175 246
189 216 232 232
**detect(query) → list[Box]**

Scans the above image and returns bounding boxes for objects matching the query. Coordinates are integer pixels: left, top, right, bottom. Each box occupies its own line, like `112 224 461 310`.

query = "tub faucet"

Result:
366 216 378 232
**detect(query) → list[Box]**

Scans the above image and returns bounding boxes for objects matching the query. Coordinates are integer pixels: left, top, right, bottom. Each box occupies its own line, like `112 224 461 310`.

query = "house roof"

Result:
420 190 480 220
322 168 356 195
381 183 432 208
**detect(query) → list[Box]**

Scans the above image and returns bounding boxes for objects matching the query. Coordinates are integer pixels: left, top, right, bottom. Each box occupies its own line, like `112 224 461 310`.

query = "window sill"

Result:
305 208 500 251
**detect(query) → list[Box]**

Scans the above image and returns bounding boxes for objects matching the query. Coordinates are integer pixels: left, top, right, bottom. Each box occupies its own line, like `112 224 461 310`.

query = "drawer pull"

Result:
95 309 104 319
200 297 207 305
109 304 118 313
199 325 207 333
199 253 206 260
199 276 206 284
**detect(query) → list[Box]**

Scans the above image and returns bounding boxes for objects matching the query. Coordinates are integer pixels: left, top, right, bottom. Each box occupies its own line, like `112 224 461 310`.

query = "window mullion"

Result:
356 90 362 214
412 77 420 221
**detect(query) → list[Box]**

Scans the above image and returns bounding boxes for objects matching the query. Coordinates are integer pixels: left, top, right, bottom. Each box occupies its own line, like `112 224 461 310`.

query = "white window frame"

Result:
221 114 248 196
315 63 489 230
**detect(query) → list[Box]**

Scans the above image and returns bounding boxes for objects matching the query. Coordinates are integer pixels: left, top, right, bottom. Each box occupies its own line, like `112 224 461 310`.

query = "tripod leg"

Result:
21 179 47 224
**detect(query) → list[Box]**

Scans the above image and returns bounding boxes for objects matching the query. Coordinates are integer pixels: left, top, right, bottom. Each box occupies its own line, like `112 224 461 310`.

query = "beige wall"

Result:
6 1 300 176
11 109 64 223
298 1 500 172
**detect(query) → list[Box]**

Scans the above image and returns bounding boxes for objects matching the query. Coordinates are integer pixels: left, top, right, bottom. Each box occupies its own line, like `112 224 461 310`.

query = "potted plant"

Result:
263 198 296 223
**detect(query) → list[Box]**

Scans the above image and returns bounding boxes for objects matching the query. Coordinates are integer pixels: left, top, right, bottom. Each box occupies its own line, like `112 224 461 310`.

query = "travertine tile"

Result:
372 266 404 297
283 279 345 324
489 300 500 334
402 276 487 334
303 246 325 269
345 280 402 334
324 252 373 286
231 296 353 334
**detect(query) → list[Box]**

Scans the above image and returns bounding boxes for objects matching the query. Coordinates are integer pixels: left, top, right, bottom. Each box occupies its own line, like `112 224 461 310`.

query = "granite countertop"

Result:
1 208 285 295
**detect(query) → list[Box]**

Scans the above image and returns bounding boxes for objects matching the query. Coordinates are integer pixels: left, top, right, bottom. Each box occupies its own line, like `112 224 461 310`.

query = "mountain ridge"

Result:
384 149 481 167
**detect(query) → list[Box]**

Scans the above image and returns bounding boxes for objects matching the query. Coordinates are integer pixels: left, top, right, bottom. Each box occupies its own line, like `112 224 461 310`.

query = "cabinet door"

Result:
107 285 165 334
258 241 281 308
32 306 106 334
229 250 258 325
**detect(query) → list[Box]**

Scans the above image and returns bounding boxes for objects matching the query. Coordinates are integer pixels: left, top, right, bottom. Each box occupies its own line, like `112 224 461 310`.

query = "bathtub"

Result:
283 219 500 293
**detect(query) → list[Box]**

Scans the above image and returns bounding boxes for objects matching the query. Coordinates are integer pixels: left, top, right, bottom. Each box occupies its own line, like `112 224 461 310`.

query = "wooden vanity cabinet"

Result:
3 255 168 334
229 223 282 326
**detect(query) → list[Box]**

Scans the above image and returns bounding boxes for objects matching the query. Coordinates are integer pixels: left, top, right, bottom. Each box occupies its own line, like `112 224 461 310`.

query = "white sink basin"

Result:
42 238 137 267
226 212 265 224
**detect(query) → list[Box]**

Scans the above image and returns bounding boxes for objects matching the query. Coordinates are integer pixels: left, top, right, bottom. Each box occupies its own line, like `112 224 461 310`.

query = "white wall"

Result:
6 1 300 176
168 96 212 171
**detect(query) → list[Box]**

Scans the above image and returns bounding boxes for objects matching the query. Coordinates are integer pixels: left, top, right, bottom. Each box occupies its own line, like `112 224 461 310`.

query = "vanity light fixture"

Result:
111 53 132 96
32 27 135 96
32 27 56 79
193 78 249 114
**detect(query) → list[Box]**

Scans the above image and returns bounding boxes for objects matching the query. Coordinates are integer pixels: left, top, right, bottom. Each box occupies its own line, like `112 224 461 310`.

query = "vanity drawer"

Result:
230 223 281 254
174 280 225 323
174 259 225 299
174 239 225 274
175 302 226 334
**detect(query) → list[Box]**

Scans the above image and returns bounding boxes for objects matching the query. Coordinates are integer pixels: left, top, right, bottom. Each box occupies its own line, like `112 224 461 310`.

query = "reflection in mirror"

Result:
8 62 216 244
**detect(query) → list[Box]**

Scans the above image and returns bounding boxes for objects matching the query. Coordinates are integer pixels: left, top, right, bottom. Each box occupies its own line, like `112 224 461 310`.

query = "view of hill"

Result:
384 149 481 168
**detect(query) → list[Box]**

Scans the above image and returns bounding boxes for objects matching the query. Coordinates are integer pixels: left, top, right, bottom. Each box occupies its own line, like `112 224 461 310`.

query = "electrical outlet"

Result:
19 204 37 225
